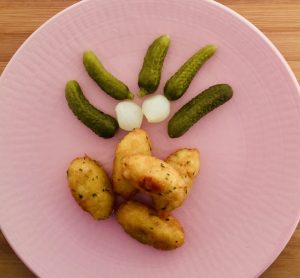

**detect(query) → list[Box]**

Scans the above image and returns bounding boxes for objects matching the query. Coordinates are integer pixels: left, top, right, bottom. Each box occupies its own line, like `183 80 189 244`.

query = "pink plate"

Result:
0 0 300 277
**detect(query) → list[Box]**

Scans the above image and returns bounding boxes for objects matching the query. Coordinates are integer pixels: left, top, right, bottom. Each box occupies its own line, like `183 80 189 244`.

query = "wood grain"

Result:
0 1 299 277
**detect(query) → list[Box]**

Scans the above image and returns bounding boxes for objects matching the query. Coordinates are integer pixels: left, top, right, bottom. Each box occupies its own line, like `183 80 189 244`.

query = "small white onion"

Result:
115 101 143 131
142 95 170 123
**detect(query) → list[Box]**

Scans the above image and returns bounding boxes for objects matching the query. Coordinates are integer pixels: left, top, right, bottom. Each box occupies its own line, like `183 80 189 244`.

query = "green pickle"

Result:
83 51 134 100
138 35 171 96
164 45 217 101
168 84 233 138
65 80 119 138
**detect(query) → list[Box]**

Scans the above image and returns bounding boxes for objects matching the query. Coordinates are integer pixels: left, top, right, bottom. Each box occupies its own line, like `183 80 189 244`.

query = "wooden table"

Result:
0 1 299 277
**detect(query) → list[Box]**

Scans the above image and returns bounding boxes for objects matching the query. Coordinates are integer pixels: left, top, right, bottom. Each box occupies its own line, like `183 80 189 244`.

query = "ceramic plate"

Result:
0 0 300 277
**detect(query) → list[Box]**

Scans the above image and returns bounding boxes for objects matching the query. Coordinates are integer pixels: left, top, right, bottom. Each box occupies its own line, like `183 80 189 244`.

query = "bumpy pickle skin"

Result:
83 50 134 100
138 35 171 96
168 84 233 138
164 45 217 101
65 80 119 138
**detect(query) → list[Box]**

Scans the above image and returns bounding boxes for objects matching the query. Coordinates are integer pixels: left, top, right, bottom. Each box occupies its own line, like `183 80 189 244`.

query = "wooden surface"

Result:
0 0 299 277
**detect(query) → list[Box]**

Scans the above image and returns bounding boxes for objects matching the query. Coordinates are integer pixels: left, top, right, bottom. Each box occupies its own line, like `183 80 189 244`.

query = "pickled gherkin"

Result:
65 80 119 138
164 45 217 101
83 50 134 100
138 35 170 96
168 84 233 138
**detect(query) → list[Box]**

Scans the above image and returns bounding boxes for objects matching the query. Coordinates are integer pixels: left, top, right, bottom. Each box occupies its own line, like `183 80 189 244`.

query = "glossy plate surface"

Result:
0 0 300 277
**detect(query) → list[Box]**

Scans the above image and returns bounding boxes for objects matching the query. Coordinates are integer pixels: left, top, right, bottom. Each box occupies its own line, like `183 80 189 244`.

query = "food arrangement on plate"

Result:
65 35 232 249
1 1 300 276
